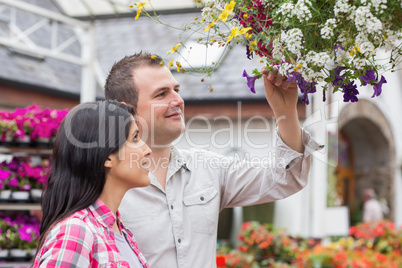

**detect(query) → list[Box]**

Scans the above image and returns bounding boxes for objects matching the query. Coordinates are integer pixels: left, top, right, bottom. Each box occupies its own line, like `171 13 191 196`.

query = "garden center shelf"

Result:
0 262 31 268
0 146 51 156
0 203 41 210
0 144 47 267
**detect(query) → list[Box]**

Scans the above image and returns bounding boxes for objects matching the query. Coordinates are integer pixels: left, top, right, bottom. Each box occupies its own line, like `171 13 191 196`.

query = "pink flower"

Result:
0 170 11 180
18 225 34 242
8 177 18 188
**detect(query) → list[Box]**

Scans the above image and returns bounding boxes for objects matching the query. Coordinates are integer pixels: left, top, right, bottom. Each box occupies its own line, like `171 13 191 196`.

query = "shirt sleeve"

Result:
219 128 324 209
37 218 94 268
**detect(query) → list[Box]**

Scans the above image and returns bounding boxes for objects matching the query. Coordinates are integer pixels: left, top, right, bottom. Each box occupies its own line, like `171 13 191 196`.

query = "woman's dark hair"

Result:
36 100 135 253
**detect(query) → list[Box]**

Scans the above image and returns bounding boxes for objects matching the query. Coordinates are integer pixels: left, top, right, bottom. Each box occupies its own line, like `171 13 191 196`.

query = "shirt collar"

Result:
88 198 119 229
170 146 191 172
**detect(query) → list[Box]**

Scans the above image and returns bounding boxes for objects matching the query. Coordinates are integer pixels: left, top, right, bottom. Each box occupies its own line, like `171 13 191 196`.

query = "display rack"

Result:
0 144 49 267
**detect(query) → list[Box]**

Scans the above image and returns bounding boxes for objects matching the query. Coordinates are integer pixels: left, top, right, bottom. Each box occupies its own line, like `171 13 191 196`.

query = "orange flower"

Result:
259 241 269 249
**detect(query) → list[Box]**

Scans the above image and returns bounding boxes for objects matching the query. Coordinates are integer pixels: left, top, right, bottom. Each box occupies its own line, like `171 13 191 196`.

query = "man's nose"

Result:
170 91 184 107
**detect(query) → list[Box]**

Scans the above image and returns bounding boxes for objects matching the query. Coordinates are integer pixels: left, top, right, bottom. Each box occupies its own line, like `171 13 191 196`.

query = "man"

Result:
362 188 383 223
104 52 322 267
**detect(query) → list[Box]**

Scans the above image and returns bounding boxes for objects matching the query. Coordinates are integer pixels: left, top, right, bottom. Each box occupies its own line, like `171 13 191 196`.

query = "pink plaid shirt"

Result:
33 199 149 268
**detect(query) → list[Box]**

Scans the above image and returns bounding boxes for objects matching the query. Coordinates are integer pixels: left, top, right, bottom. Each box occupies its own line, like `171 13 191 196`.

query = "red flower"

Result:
216 255 226 267
241 221 251 231
333 252 348 262
376 253 387 262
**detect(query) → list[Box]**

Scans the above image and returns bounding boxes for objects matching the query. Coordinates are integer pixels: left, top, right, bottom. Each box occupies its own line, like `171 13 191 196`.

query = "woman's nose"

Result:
142 142 152 156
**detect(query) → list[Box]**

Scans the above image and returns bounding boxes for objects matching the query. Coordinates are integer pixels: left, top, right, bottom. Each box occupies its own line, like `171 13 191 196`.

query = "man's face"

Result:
133 66 185 147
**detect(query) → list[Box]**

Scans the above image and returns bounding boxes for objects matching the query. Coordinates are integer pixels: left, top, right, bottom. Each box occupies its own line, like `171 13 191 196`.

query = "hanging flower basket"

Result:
136 0 401 104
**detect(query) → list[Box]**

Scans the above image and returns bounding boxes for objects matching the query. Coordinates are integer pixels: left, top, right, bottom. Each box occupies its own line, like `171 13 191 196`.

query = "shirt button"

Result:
178 238 181 243
171 205 174 209
200 196 204 201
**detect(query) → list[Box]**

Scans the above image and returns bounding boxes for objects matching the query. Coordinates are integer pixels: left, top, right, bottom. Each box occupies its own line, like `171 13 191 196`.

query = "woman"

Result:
33 100 151 267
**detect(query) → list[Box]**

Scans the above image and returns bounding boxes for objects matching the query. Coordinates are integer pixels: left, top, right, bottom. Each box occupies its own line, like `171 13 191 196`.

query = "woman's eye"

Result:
133 134 139 142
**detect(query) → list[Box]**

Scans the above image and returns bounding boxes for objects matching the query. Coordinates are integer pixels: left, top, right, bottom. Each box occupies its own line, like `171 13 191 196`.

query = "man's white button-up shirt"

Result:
119 129 323 268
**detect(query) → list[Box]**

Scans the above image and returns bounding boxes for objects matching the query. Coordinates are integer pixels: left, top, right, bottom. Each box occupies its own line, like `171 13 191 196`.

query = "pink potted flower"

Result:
0 169 13 200
0 120 17 143
0 104 68 147
5 213 40 258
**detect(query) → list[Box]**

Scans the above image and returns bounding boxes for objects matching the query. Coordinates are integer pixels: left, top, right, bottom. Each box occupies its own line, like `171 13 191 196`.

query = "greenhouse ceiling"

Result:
53 0 199 17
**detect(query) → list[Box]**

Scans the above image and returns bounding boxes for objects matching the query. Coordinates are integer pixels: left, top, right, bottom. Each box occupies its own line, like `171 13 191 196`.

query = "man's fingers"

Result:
263 73 275 95
268 67 278 81
275 73 286 86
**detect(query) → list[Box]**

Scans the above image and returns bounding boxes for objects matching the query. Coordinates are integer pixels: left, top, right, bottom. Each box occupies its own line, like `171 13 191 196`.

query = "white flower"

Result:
355 33 375 56
278 62 293 76
277 0 312 22
334 0 355 17
353 58 367 70
383 30 402 51
299 67 320 82
293 0 312 22
354 6 383 34
272 37 283 61
201 0 225 21
276 3 294 19
366 17 383 34
370 0 388 13
281 28 304 56
305 51 331 67
321 19 337 39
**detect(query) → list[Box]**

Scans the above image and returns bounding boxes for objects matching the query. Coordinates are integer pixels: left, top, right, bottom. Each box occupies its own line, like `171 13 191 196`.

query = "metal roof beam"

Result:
0 0 97 102
0 0 90 28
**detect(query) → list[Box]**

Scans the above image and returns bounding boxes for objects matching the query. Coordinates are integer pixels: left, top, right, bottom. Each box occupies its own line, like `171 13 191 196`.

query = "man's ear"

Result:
104 155 115 168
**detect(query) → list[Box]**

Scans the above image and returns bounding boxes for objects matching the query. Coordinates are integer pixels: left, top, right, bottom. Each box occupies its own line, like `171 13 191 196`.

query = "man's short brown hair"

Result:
104 51 164 112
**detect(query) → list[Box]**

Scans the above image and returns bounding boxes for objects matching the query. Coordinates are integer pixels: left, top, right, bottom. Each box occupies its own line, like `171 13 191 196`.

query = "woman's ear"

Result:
104 155 115 169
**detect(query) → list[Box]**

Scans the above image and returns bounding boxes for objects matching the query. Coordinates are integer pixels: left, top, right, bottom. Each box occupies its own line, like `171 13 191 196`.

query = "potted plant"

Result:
0 217 12 258
0 120 17 144
9 175 31 201
19 162 49 202
0 169 13 201
6 213 40 258
14 117 34 145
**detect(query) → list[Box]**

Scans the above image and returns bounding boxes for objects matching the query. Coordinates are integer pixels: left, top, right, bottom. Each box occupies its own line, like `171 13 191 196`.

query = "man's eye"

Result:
156 92 165 98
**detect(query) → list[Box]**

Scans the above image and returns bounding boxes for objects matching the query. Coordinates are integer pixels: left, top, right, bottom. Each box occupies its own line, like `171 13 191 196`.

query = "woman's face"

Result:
107 120 152 189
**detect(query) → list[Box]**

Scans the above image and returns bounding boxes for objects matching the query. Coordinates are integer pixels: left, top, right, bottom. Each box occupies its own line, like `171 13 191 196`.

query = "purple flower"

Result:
334 44 344 50
333 66 346 86
361 69 376 86
287 72 316 105
246 46 253 60
243 70 258 93
372 75 386 98
8 159 19 171
342 81 359 102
